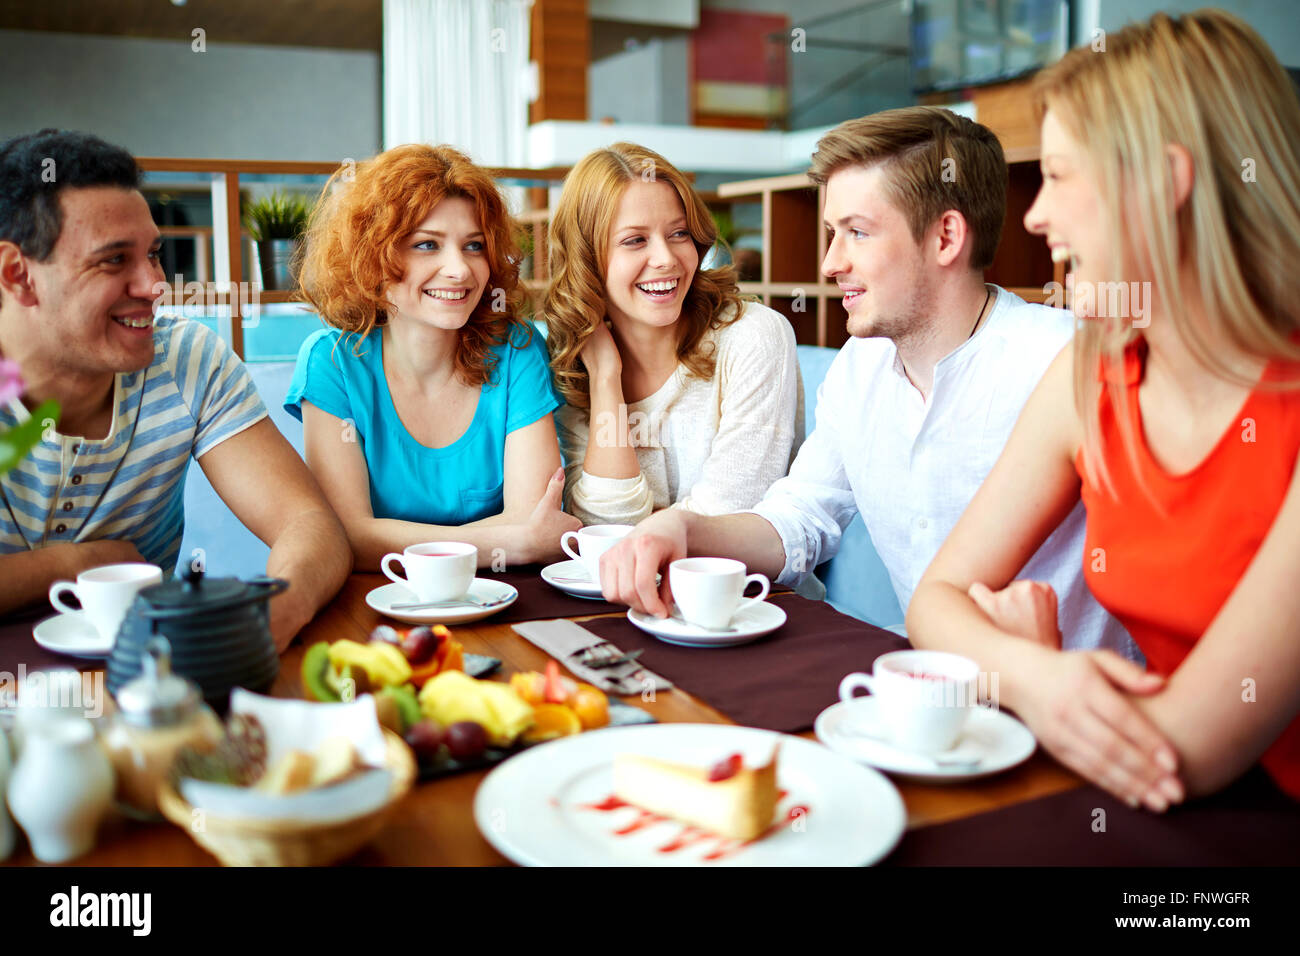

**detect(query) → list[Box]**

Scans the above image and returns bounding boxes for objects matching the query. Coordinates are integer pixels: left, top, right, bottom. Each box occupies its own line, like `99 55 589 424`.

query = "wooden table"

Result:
3 573 1083 866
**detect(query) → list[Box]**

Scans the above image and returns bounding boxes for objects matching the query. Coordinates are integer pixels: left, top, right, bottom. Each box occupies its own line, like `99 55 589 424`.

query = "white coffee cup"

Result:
838 650 980 754
48 563 164 643
560 524 634 588
669 557 770 630
381 541 477 603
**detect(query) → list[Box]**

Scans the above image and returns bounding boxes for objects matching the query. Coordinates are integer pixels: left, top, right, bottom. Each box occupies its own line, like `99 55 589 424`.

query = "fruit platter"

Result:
301 624 654 779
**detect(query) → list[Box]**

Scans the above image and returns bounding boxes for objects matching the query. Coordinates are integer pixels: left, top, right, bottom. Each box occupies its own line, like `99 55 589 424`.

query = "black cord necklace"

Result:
969 286 992 340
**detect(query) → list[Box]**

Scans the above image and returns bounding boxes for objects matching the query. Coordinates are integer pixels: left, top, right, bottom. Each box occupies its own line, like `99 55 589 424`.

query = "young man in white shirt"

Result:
597 106 1139 659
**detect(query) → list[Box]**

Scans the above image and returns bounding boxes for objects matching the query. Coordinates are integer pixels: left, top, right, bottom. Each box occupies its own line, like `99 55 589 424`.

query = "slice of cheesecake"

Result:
612 747 779 841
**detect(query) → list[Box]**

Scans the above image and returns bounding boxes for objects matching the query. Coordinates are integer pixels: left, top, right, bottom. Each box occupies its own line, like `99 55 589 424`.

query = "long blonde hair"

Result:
543 142 745 409
1034 10 1300 495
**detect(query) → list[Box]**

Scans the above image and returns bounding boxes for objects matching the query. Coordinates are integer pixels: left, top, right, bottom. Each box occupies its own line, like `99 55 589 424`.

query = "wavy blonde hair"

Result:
1034 10 1300 496
298 144 528 388
543 142 746 408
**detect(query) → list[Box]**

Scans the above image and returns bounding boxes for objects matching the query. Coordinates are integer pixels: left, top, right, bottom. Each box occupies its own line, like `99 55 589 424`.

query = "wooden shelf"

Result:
717 172 812 198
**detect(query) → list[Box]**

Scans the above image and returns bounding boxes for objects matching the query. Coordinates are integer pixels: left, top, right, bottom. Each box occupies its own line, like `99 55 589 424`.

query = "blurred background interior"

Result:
2 0 1296 619
2 0 1296 357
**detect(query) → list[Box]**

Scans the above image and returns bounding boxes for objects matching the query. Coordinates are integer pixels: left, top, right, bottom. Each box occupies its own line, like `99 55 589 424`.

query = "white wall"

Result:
589 38 692 124
591 0 699 28
0 29 380 162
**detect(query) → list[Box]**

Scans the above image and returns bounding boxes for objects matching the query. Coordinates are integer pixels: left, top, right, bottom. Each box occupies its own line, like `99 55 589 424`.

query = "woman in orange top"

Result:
907 9 1300 811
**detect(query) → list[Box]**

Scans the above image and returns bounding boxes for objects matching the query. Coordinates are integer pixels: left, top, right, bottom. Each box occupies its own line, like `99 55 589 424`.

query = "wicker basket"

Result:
157 730 416 866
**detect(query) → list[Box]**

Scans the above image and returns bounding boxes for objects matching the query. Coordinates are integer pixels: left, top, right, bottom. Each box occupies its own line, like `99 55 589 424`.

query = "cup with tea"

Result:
838 650 979 754
381 542 477 603
560 524 634 588
48 563 164 644
668 557 770 630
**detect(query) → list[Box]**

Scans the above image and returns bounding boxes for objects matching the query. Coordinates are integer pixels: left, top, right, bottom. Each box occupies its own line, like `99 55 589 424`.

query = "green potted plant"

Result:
244 191 312 291
704 209 738 271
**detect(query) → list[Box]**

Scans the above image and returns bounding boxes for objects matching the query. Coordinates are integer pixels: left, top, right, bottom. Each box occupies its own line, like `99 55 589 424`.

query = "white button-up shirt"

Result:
750 286 1139 657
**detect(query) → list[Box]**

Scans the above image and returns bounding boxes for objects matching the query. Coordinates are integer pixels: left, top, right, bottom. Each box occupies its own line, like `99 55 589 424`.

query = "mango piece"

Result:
419 671 498 733
476 680 536 746
418 672 534 747
328 639 412 688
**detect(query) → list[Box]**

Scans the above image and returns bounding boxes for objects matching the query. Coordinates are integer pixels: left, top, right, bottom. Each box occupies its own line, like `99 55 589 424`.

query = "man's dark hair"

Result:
0 129 141 262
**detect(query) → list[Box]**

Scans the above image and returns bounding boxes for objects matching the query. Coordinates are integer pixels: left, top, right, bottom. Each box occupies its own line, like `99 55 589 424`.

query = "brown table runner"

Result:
577 592 908 733
886 767 1300 865
480 564 620 623
0 606 98 676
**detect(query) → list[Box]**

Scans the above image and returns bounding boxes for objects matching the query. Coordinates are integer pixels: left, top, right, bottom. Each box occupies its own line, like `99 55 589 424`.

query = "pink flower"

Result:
0 358 23 406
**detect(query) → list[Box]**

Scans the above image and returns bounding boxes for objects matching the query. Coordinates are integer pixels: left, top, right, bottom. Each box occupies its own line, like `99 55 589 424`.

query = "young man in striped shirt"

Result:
0 130 350 650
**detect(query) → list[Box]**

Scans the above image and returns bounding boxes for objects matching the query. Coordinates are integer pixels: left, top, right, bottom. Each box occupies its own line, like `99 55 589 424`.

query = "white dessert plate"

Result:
539 559 605 600
365 579 518 625
473 723 906 867
814 697 1037 784
32 613 113 658
627 601 787 648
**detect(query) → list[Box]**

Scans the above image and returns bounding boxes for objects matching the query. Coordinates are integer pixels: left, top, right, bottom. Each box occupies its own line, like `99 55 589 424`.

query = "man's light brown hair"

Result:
809 106 1007 270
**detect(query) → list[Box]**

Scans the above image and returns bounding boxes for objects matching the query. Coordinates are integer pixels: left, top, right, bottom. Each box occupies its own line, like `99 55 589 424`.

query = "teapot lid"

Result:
135 567 288 619
116 637 202 727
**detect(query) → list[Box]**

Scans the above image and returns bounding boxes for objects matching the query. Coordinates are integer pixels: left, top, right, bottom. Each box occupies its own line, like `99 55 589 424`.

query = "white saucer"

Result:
814 697 1037 783
539 559 604 600
365 578 518 624
32 613 113 658
627 601 787 648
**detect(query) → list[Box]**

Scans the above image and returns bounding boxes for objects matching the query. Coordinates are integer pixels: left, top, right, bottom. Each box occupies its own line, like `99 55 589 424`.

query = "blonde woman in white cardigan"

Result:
544 142 803 527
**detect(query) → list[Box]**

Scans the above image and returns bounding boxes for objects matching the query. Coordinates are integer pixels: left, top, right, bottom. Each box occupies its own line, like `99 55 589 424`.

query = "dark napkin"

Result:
578 591 908 733
886 767 1300 866
480 563 620 623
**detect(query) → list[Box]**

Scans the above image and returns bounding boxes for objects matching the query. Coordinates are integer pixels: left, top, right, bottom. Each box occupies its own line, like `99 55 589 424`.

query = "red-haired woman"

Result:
285 144 580 569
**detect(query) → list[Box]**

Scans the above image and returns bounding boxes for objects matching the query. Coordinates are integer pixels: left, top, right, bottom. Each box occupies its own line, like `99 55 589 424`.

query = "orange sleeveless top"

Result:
1078 340 1300 799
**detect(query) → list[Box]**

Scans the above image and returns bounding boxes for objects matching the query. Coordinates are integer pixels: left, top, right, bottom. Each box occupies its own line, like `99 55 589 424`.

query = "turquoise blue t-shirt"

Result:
284 325 561 525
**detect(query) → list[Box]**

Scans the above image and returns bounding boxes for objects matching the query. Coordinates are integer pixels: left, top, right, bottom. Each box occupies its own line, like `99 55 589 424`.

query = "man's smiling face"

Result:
23 186 164 374
821 164 932 342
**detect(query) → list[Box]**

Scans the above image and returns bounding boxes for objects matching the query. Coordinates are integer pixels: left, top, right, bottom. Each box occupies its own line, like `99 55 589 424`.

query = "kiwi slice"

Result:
301 642 340 702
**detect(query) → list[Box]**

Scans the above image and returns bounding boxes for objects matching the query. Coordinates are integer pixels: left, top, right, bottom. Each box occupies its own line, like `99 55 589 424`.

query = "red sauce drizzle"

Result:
578 789 810 862
657 827 716 854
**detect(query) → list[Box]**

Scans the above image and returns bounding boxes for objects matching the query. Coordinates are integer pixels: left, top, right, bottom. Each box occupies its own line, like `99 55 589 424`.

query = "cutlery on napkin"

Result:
510 620 673 695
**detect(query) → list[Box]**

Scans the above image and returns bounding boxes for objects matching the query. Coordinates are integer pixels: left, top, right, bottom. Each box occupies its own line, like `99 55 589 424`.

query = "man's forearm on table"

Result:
0 546 75 614
0 541 144 615
265 507 353 627
682 511 788 580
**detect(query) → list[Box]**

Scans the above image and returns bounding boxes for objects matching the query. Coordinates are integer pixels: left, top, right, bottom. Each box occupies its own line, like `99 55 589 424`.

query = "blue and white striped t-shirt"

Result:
0 315 267 575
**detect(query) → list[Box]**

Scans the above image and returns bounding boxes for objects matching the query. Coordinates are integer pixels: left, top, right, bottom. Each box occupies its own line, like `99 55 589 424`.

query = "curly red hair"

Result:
298 144 528 386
